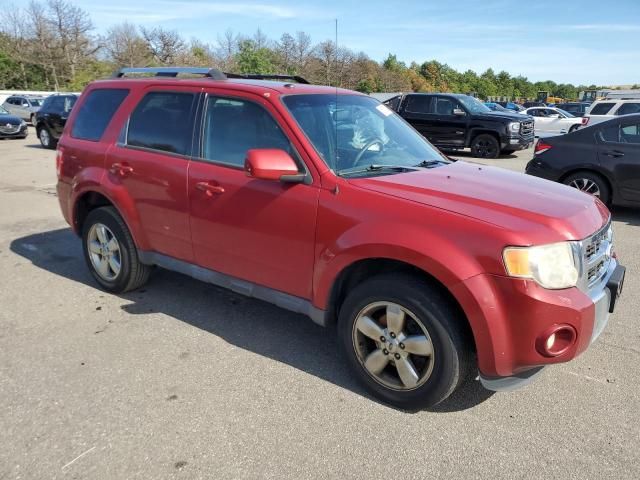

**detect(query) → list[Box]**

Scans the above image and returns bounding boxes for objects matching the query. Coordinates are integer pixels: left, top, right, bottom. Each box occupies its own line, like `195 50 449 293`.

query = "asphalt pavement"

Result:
1 131 639 479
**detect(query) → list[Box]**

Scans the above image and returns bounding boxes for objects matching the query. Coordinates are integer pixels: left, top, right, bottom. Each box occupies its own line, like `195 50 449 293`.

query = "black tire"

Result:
562 171 611 205
338 273 474 410
37 126 56 149
470 134 500 159
82 206 151 293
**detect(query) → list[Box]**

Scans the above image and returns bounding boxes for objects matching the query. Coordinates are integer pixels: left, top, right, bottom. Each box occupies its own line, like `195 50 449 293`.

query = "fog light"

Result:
536 325 577 357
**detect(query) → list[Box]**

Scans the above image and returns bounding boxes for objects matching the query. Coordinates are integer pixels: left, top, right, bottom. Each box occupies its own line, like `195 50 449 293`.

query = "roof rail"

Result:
224 73 310 84
112 67 227 80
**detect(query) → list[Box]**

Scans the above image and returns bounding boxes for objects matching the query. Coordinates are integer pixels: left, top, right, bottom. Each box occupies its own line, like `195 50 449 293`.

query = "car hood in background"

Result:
350 161 609 243
0 114 24 126
476 111 532 122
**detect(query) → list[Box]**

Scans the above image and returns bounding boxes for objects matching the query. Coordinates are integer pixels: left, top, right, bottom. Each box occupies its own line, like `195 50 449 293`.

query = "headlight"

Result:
20 120 26 126
508 122 521 133
503 242 579 289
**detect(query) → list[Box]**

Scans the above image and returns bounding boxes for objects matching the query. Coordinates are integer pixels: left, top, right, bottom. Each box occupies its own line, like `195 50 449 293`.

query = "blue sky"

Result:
24 0 640 84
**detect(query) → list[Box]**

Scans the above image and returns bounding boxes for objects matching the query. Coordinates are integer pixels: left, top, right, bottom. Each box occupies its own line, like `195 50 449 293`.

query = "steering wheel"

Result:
352 137 385 167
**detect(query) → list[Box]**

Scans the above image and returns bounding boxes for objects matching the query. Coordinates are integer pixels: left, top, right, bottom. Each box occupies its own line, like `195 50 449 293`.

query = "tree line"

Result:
1 0 630 99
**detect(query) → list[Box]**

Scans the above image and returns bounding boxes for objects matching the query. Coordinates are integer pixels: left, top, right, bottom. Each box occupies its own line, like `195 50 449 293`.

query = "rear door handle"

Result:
604 150 624 158
195 181 225 196
110 162 134 176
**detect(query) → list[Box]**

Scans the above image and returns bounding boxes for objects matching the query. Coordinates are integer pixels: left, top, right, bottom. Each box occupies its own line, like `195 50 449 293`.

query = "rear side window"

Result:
616 103 640 116
71 89 129 141
404 95 433 114
48 97 65 112
589 103 615 115
127 91 196 156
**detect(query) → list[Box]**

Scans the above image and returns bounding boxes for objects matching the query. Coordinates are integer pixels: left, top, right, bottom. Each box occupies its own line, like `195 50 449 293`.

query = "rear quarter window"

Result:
616 103 640 116
589 103 615 115
71 89 129 141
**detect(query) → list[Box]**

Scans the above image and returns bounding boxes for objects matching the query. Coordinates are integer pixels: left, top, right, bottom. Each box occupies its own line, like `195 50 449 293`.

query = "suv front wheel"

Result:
37 126 56 149
338 273 473 410
82 206 151 293
470 134 500 159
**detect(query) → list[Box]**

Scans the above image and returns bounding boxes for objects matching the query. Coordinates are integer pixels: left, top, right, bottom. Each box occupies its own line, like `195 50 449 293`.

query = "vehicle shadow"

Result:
611 206 640 227
10 228 495 413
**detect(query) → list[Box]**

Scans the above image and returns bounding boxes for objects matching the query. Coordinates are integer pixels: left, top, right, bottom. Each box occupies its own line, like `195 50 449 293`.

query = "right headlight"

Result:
508 122 521 133
503 242 579 289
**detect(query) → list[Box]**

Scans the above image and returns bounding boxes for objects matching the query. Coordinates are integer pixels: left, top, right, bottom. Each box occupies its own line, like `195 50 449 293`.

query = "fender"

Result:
70 172 151 251
313 220 485 310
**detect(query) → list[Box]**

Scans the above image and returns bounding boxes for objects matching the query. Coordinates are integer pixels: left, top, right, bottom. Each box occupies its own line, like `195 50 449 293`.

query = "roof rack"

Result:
224 73 310 84
111 68 310 85
112 67 227 80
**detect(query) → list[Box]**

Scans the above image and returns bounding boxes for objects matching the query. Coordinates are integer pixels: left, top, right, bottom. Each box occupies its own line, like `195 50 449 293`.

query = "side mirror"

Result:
453 108 466 116
245 149 305 183
22 102 29 107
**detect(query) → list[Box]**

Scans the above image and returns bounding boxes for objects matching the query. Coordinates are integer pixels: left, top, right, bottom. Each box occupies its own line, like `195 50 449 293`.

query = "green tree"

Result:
235 39 275 74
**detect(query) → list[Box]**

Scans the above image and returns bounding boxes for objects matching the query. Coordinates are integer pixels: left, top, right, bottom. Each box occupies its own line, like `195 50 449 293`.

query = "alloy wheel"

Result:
568 178 601 198
352 302 435 391
39 128 50 147
474 140 496 158
87 223 122 281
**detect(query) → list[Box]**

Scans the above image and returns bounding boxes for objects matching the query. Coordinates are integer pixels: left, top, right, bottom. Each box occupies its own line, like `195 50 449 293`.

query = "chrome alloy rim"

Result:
87 223 121 281
40 128 50 146
352 302 435 391
569 178 601 198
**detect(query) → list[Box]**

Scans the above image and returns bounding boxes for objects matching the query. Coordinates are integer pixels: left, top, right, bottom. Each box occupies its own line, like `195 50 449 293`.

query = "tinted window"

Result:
384 96 401 111
7 97 17 105
202 96 291 167
621 123 640 143
600 125 620 143
590 103 615 115
71 89 129 141
404 95 433 114
435 97 460 116
63 96 77 114
617 103 640 116
127 92 195 155
48 97 65 112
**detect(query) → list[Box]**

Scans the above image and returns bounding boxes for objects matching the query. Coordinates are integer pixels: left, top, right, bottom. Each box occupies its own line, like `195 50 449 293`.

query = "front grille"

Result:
0 124 20 134
583 222 612 288
520 120 534 137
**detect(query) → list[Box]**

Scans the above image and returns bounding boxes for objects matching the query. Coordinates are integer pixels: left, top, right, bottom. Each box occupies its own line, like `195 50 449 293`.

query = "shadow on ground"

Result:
10 227 495 412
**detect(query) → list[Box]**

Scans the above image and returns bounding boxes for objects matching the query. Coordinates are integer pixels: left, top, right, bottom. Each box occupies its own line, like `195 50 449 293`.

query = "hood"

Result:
0 114 24 126
349 161 609 243
476 111 531 122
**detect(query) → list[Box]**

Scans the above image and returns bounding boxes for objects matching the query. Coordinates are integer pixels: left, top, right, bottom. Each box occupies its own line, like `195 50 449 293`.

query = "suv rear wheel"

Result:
563 171 611 205
470 134 500 159
37 126 55 149
82 206 151 293
338 273 473 410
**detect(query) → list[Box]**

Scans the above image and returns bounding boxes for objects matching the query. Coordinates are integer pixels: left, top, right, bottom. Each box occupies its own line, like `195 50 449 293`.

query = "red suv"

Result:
56 68 625 409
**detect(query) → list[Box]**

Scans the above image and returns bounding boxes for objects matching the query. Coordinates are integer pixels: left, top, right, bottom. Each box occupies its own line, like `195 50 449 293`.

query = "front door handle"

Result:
195 181 225 196
110 162 134 176
604 150 624 158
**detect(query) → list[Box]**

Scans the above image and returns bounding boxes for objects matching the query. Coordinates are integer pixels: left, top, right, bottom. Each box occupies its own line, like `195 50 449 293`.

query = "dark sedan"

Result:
0 105 28 139
526 114 640 207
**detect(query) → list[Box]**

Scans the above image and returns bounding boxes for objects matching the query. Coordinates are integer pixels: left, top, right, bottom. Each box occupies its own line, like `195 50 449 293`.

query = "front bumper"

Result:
453 259 625 388
502 133 534 151
0 123 28 138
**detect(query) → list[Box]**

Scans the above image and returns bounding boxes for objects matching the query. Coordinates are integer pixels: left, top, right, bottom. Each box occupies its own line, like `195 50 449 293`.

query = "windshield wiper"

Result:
413 159 448 168
338 164 418 177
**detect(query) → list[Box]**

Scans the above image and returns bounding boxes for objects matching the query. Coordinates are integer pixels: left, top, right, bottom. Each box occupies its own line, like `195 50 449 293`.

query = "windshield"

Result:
282 94 447 176
28 98 44 107
457 95 492 114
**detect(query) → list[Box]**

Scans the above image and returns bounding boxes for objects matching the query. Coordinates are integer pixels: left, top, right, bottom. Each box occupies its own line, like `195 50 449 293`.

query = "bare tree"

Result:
141 26 186 65
103 22 150 68
215 29 239 71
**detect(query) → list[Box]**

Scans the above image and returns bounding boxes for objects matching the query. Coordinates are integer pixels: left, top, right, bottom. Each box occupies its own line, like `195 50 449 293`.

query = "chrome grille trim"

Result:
520 120 534 137
0 125 20 134
577 220 613 292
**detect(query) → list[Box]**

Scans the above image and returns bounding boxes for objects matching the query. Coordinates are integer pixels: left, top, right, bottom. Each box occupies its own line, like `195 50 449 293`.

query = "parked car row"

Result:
2 95 44 124
0 105 28 139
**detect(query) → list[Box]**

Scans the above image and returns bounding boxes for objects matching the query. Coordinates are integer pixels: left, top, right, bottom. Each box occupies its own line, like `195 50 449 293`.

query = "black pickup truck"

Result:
384 93 534 158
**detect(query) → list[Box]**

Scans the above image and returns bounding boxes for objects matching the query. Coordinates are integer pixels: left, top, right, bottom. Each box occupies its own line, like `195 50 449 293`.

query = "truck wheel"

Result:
338 273 473 410
82 206 151 293
563 171 611 205
38 127 56 149
470 134 500 159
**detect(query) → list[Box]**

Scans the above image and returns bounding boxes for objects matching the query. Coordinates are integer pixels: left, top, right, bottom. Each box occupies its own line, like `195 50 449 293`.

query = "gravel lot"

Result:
1 130 639 479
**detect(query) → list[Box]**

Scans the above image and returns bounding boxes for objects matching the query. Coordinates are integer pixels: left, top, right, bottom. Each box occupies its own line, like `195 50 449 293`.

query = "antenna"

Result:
334 18 339 171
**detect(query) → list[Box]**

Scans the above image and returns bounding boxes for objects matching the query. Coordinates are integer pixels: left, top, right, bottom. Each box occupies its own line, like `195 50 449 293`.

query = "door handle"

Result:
604 150 624 158
195 181 225 196
110 162 134 176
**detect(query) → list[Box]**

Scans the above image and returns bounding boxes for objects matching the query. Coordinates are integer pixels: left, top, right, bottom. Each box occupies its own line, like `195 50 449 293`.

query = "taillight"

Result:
534 139 552 155
581 116 590 125
56 146 64 178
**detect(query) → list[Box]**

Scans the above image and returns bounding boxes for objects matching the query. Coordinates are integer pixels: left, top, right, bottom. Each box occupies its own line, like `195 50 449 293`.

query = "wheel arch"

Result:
558 168 615 202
